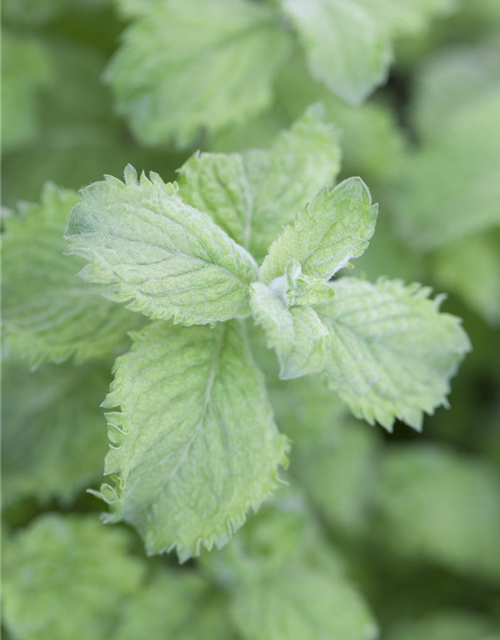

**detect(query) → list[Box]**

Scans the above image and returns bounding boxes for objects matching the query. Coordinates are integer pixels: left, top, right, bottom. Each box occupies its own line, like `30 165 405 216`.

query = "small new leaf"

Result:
260 177 378 284
318 278 471 430
250 282 330 379
66 166 258 326
97 320 289 560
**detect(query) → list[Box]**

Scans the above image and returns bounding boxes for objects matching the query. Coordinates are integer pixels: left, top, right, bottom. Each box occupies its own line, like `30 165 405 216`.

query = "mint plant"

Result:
56 110 469 559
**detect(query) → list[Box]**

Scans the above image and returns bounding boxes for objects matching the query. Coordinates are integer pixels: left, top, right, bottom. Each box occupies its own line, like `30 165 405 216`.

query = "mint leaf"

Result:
397 87 500 250
282 0 391 105
106 0 291 147
375 445 500 581
250 282 330 379
113 570 235 640
388 612 500 640
178 108 341 258
96 320 289 559
3 184 139 365
2 32 51 153
2 362 109 507
434 231 500 327
230 563 378 640
3 514 144 640
66 166 258 326
318 278 470 430
260 177 378 284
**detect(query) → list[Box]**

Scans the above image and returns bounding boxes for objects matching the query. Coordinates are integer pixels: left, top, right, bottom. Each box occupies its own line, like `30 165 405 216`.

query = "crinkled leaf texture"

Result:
2 361 109 507
250 282 330 379
106 0 292 147
251 176 377 380
66 166 258 326
375 445 500 582
96 320 289 560
318 278 470 431
3 184 140 366
260 177 378 283
230 563 378 640
178 107 341 260
2 514 144 640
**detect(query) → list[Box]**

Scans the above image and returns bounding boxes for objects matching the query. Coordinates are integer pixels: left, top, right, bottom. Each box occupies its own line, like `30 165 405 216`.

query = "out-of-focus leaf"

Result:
1 32 51 153
387 611 500 640
2 361 109 507
106 0 292 147
112 570 235 640
2 514 144 640
434 231 500 326
3 184 140 365
374 445 500 581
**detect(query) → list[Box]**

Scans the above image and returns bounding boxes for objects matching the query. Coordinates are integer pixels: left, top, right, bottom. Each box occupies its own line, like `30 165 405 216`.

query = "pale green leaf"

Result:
230 562 378 640
318 278 470 430
250 282 330 379
388 611 500 640
355 0 457 36
2 361 109 507
112 570 235 640
260 177 378 284
397 88 500 250
282 0 391 105
106 0 292 147
1 32 51 153
2 514 144 640
66 166 258 326
434 231 500 326
292 417 381 536
96 320 289 559
3 184 140 365
375 445 500 581
178 108 341 258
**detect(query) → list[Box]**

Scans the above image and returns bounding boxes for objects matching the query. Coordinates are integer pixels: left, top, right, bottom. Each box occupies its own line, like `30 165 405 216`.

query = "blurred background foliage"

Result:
2 0 500 638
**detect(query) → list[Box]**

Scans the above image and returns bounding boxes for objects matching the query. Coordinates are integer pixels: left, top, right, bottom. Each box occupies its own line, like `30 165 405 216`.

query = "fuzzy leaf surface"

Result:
178 108 341 258
318 278 470 430
98 320 288 559
260 177 377 284
66 167 258 326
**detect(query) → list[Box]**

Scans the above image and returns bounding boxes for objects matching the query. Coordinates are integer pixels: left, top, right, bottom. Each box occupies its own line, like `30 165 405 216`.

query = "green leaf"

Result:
375 445 500 581
2 361 109 507
434 231 500 326
96 320 289 560
260 177 378 284
250 282 330 379
106 0 292 147
113 570 235 640
1 32 51 153
388 611 500 640
3 184 139 365
318 278 470 430
397 87 500 250
282 0 391 105
178 108 341 258
66 166 258 326
2 514 144 640
230 562 378 640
